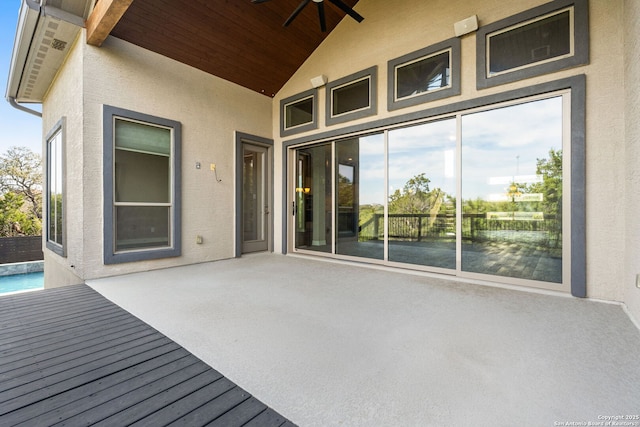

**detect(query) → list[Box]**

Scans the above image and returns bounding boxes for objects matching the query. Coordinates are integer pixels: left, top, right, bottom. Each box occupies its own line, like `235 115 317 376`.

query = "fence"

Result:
0 236 44 264
359 213 561 248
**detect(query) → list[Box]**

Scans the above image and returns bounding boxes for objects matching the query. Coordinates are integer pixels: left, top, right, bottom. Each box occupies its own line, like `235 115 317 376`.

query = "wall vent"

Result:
51 39 67 51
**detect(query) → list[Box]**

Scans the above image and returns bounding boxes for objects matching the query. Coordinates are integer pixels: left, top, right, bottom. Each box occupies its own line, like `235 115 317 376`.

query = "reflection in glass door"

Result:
388 119 457 269
242 144 268 253
461 96 564 283
290 93 568 288
295 143 332 253
336 134 385 260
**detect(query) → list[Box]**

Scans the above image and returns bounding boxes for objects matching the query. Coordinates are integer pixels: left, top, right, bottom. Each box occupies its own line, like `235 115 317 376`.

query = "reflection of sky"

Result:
389 119 457 198
350 95 563 205
357 134 385 205
462 96 562 199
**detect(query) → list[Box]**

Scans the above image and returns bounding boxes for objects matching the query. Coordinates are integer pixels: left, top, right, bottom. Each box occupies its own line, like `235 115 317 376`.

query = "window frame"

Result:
326 66 377 126
45 117 66 257
476 0 589 89
388 38 461 111
280 88 318 137
103 105 182 265
283 75 586 297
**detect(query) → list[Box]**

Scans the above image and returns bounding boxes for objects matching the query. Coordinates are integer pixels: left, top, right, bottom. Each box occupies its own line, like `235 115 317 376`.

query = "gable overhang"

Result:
5 0 93 115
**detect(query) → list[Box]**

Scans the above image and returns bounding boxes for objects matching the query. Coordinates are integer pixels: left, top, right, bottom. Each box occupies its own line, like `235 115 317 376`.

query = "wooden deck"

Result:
0 285 295 426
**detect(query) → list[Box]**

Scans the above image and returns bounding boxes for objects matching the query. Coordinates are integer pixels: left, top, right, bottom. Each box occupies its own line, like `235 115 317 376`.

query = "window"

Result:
103 105 181 264
46 118 65 256
326 67 377 126
476 0 588 89
281 89 318 137
388 38 461 110
286 75 586 296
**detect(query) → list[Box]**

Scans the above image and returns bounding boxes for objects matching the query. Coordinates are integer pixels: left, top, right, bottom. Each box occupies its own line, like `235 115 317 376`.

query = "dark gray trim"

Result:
45 117 66 257
235 131 274 258
280 88 318 138
570 75 586 298
476 0 589 90
326 66 378 126
387 38 461 111
103 105 182 265
282 75 586 296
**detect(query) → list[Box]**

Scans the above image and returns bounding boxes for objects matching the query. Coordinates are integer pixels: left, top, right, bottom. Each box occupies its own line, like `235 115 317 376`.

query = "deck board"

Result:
0 285 294 426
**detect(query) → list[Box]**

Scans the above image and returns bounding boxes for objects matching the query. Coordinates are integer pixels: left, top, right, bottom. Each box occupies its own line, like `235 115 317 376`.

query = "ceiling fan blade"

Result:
251 0 272 3
284 0 312 27
317 1 327 32
328 0 364 23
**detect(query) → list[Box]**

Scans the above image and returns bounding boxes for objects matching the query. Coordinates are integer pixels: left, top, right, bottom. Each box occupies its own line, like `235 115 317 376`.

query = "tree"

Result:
0 147 42 237
0 146 42 220
0 191 42 236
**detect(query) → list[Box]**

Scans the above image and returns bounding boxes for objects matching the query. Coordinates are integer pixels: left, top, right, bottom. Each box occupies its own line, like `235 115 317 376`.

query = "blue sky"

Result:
0 0 43 156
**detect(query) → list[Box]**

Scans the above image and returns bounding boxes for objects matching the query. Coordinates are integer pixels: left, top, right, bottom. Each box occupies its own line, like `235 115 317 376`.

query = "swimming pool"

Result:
0 272 44 294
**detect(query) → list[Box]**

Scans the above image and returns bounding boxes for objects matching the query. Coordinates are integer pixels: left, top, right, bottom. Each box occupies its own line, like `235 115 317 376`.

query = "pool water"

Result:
0 272 44 294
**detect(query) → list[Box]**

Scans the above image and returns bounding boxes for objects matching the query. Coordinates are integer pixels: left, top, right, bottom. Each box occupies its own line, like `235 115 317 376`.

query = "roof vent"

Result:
51 39 67 51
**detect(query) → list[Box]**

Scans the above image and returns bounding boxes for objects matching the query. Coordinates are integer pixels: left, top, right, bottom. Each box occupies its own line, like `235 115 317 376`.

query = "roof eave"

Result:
5 0 93 108
5 0 41 104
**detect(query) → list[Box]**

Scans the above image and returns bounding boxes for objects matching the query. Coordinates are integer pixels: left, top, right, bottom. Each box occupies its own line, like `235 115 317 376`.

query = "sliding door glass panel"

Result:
461 96 563 283
388 119 457 268
336 134 385 259
295 144 332 253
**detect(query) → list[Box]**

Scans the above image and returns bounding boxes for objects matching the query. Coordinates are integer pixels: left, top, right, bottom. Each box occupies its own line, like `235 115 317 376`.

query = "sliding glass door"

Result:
388 119 457 269
336 134 385 260
461 96 564 283
295 143 332 253
290 92 569 288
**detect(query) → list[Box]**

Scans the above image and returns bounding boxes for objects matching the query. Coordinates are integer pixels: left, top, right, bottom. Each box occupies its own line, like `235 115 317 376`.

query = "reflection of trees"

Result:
526 148 562 247
385 173 454 241
463 149 562 250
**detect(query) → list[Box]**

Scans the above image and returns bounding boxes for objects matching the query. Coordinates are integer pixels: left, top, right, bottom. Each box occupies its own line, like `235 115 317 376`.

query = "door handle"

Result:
292 201 296 216
264 206 270 215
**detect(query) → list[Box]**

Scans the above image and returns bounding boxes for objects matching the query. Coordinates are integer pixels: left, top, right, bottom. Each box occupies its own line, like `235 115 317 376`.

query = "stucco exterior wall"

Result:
624 0 640 324
42 32 272 283
273 0 627 301
42 34 84 288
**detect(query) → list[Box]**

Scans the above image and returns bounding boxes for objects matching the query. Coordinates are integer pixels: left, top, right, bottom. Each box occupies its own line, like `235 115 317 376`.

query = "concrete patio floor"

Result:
88 253 640 427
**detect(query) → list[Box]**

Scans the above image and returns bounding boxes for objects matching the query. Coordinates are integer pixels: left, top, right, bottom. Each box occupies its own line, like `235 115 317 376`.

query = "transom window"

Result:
103 106 181 264
395 49 451 100
281 89 318 137
476 0 588 89
326 67 377 126
388 38 461 111
331 77 370 117
487 8 573 76
285 96 314 129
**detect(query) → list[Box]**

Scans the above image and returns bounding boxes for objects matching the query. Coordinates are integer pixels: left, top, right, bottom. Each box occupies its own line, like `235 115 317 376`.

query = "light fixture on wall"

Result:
454 15 478 37
310 74 328 88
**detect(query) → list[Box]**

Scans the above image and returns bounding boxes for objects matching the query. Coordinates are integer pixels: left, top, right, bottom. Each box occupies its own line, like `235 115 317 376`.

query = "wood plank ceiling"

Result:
110 0 361 97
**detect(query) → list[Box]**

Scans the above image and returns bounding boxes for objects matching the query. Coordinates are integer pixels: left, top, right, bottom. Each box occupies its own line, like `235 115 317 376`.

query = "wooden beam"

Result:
86 0 134 47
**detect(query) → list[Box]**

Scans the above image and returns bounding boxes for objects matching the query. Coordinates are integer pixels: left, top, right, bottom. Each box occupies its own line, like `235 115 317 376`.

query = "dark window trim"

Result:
283 75 586 298
280 88 318 137
476 0 589 89
326 66 378 126
103 105 182 265
388 37 461 111
45 117 66 257
235 131 274 258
